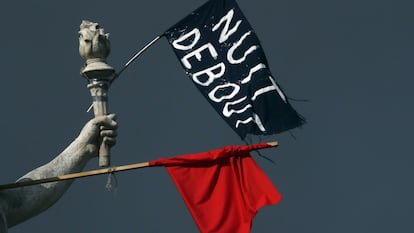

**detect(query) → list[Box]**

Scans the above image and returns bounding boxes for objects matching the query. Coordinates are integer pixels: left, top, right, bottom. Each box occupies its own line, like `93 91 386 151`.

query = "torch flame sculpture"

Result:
79 20 115 167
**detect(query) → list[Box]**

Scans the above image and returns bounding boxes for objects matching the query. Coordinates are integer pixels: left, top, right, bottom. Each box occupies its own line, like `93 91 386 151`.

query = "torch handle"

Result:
89 84 111 167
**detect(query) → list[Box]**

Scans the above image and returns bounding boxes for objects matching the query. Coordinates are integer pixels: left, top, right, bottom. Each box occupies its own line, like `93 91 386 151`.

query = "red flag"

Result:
149 143 281 233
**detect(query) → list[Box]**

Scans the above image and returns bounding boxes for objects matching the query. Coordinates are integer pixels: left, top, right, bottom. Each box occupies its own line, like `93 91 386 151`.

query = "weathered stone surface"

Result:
0 115 117 231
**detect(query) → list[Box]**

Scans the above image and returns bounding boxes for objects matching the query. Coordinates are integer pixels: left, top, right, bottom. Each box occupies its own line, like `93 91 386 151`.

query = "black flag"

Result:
164 0 304 139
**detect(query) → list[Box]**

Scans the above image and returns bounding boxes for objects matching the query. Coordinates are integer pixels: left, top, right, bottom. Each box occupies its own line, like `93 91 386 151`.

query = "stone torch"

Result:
79 20 115 167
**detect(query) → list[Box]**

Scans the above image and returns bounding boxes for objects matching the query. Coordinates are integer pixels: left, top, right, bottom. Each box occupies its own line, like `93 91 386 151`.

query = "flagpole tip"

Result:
266 141 279 147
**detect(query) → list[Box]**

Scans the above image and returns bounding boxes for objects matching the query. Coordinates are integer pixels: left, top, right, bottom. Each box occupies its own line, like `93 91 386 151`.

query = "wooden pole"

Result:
0 142 278 190
0 162 150 190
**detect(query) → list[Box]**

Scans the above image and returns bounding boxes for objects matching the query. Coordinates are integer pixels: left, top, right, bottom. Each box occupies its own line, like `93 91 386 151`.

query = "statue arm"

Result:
0 115 117 228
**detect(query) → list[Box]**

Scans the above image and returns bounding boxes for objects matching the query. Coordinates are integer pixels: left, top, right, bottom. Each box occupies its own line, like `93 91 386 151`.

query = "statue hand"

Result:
78 114 118 158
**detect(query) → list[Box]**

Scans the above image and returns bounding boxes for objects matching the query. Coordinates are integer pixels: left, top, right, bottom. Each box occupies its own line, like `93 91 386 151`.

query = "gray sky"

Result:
1 0 413 232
